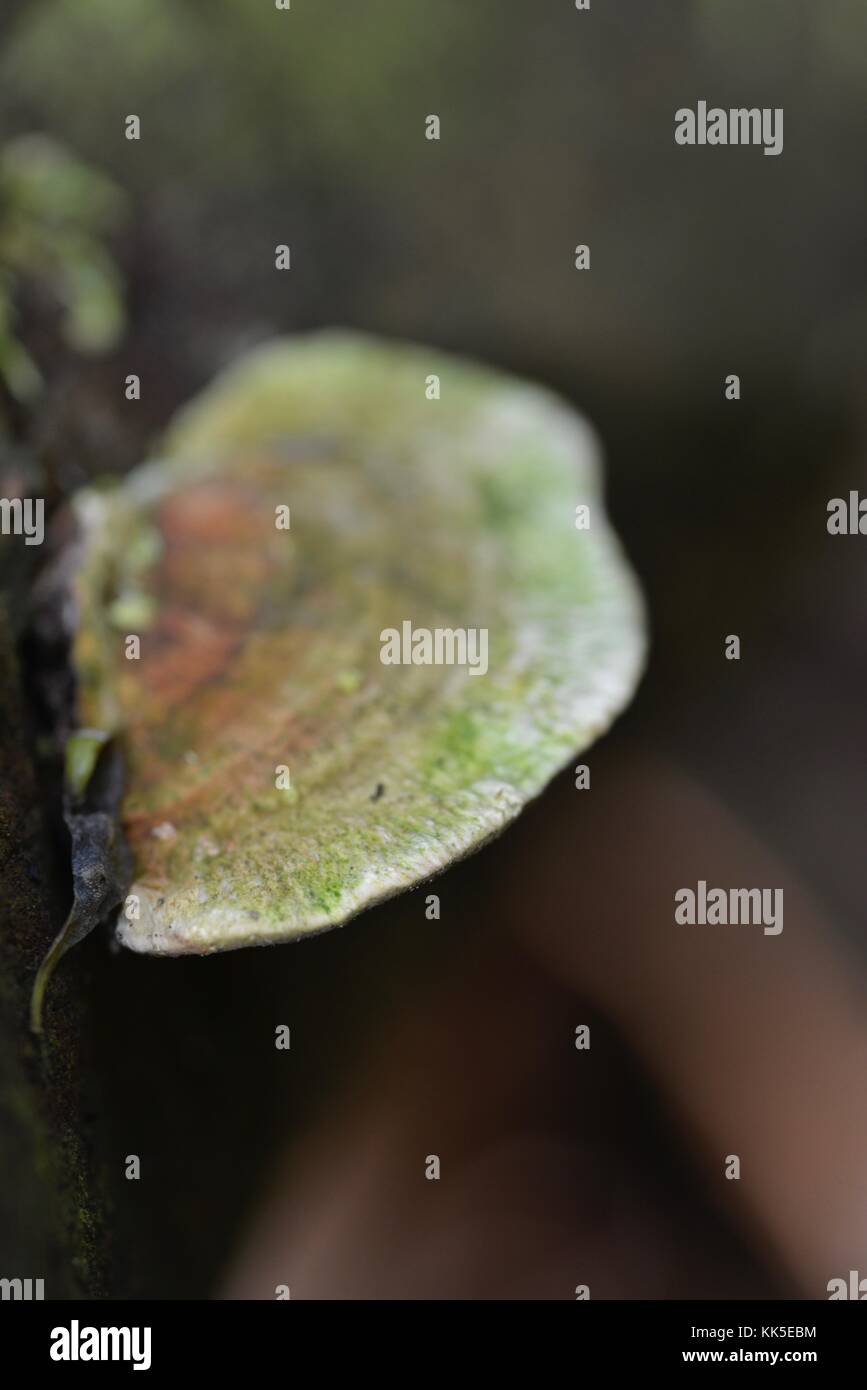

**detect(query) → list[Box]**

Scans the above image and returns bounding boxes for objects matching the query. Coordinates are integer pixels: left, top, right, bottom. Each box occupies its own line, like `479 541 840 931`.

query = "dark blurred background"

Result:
1 0 866 1300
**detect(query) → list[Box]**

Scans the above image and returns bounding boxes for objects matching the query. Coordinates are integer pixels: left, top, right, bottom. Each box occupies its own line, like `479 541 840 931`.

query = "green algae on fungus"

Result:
60 330 645 957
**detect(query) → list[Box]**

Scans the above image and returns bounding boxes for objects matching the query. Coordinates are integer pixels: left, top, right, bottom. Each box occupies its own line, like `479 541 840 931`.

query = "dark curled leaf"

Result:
30 735 130 1034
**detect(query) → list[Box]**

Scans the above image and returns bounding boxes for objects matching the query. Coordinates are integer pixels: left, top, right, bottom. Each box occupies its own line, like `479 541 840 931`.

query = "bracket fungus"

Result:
32 331 646 1021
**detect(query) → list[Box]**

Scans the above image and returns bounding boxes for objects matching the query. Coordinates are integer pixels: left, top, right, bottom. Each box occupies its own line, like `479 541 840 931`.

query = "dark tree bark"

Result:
0 587 108 1297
